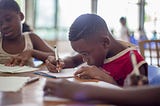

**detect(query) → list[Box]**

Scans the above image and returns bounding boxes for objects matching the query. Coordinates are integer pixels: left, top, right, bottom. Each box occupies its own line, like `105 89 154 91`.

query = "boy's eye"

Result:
81 53 89 56
5 17 12 22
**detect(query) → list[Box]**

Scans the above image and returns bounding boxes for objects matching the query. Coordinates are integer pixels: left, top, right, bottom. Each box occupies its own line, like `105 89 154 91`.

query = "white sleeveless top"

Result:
0 32 34 66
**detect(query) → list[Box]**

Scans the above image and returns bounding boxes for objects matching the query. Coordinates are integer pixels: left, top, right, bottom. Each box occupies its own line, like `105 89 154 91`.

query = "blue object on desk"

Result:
148 65 160 85
34 71 56 78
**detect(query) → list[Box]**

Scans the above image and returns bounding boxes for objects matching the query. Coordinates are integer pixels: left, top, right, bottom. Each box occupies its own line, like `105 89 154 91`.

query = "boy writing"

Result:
45 14 148 86
0 0 55 66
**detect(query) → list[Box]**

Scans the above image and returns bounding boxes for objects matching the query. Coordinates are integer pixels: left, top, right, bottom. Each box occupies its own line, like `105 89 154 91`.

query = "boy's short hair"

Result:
69 14 109 41
0 0 21 12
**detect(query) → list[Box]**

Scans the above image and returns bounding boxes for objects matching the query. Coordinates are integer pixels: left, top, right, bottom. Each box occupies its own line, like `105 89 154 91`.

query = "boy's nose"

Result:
1 22 9 30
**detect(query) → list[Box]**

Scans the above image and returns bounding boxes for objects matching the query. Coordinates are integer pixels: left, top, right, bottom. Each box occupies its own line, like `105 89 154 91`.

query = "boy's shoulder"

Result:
118 40 137 48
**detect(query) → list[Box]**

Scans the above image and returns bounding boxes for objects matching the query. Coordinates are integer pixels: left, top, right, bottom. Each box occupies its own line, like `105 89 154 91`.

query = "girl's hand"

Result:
5 50 32 66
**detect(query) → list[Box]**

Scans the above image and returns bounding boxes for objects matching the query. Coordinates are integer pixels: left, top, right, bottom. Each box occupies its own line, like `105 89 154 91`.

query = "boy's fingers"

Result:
74 66 87 75
43 81 55 95
46 62 58 73
47 56 56 64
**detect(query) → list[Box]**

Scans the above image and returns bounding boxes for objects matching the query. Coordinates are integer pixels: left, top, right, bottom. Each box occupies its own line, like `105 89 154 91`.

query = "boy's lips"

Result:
2 31 13 37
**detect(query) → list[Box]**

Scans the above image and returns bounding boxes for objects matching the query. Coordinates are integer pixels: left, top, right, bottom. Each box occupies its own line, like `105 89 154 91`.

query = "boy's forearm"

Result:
89 86 160 105
63 54 83 68
95 73 117 85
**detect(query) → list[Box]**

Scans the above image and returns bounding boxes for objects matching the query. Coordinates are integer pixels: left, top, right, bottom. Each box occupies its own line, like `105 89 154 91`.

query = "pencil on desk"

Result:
26 77 40 85
54 45 61 73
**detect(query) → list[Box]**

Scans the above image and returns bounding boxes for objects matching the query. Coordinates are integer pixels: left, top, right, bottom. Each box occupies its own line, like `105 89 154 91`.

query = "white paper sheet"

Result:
0 64 39 73
0 76 30 92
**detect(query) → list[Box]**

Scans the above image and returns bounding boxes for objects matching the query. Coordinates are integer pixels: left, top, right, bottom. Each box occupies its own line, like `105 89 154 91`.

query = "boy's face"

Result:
0 9 23 39
71 36 109 67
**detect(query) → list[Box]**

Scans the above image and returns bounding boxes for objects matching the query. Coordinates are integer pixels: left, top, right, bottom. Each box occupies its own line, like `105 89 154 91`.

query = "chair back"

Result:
138 40 160 67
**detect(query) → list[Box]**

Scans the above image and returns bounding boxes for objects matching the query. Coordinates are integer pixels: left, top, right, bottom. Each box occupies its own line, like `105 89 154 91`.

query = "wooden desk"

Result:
0 71 112 106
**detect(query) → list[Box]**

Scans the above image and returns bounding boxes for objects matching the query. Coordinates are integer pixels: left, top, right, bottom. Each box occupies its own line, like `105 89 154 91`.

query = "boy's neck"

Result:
106 40 126 58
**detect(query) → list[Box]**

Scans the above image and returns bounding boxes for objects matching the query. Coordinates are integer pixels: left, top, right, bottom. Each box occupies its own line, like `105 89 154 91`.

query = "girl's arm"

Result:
29 33 55 61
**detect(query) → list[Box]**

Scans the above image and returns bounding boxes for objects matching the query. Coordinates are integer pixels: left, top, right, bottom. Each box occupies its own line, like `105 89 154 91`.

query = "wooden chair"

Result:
138 40 160 67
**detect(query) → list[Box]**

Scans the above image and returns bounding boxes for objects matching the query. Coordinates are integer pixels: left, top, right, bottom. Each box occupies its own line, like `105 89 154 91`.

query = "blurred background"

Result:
17 0 160 40
16 0 160 57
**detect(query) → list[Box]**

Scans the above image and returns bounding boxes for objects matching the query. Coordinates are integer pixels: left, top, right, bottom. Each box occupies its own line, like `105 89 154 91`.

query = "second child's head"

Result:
0 0 24 40
120 17 126 26
69 14 111 67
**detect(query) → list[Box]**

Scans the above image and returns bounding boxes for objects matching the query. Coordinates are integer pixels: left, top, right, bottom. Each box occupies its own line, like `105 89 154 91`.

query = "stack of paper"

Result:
0 64 39 73
0 76 30 92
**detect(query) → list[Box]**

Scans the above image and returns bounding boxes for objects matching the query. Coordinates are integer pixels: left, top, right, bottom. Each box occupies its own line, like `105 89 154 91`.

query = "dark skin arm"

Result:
30 33 55 61
74 65 117 85
44 79 160 105
6 33 55 66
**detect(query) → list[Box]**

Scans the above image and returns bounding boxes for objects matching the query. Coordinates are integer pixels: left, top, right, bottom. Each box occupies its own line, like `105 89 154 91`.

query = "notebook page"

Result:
39 68 77 78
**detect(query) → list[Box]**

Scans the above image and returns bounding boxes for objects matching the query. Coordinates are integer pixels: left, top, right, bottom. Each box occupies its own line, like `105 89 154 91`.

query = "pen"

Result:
26 77 39 84
34 71 57 78
54 45 61 73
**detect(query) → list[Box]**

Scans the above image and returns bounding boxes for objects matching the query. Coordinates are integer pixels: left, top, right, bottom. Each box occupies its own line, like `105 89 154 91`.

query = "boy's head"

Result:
0 0 24 39
69 14 111 67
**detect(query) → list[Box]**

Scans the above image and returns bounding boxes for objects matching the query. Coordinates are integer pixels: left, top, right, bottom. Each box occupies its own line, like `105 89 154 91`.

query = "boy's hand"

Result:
74 65 109 79
43 79 95 101
5 50 32 66
130 74 148 86
45 56 64 73
43 79 79 98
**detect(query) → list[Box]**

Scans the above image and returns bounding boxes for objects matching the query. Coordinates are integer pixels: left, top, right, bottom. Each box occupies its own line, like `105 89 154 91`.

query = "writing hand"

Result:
45 56 64 73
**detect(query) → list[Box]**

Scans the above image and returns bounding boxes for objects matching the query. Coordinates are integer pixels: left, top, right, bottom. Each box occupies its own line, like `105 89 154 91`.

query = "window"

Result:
34 0 91 40
97 0 139 38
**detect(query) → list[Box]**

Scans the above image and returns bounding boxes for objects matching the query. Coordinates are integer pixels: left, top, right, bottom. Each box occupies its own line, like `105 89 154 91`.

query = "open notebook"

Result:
35 68 77 78
0 64 39 73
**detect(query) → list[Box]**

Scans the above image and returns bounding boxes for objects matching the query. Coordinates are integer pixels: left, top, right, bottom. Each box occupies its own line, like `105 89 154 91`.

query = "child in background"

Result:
45 14 148 86
119 17 130 42
0 0 54 66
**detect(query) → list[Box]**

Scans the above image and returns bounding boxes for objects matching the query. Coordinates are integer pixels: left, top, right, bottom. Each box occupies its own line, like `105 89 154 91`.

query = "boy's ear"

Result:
19 12 24 21
102 36 110 49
